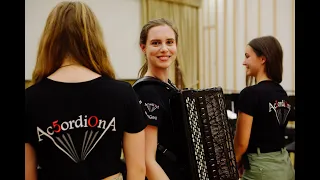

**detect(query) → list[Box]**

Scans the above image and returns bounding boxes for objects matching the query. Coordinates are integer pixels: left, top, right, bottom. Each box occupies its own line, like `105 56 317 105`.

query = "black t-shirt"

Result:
237 80 294 153
133 78 177 152
25 76 146 180
133 77 190 179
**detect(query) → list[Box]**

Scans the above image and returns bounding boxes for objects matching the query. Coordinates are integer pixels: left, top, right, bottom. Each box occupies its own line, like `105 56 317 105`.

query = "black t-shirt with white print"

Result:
134 77 192 180
237 80 294 153
25 76 146 180
133 77 178 157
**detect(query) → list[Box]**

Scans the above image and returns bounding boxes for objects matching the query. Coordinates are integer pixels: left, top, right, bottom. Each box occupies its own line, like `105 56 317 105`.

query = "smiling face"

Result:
243 45 265 77
140 25 177 70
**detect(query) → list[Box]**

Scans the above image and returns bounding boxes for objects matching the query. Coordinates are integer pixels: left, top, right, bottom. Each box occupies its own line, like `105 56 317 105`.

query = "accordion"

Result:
170 87 239 180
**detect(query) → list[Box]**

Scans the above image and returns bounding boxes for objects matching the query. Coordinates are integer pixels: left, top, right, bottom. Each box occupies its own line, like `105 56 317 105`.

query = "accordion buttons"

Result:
201 114 206 118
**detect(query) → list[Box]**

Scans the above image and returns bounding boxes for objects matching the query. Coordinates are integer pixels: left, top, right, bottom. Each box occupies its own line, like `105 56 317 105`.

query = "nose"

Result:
160 43 169 52
242 59 246 66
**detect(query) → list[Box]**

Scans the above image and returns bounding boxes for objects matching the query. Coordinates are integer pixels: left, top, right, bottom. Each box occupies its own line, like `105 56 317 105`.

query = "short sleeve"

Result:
237 87 257 116
134 85 165 127
123 85 147 133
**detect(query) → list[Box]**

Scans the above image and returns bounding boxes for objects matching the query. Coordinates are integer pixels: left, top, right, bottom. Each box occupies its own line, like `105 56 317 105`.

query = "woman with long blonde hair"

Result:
25 2 146 180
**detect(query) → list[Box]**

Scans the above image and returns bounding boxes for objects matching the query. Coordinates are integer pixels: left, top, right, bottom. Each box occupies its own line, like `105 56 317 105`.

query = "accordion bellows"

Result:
170 87 239 180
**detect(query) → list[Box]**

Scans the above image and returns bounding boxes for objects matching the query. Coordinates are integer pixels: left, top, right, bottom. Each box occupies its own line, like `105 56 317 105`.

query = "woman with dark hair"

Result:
25 1 146 180
234 35 295 180
133 18 188 180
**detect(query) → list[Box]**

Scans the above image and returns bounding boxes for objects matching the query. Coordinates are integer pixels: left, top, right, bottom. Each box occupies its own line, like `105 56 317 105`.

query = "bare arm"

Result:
145 125 169 180
25 143 37 180
123 130 146 180
234 111 253 163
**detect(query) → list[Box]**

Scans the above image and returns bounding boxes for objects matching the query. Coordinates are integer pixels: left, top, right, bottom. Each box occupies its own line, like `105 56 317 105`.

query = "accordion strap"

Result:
132 76 179 92
157 143 177 162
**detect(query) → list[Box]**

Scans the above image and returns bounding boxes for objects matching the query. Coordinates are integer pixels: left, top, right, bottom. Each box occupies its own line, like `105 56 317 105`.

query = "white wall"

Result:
199 0 295 95
25 0 142 80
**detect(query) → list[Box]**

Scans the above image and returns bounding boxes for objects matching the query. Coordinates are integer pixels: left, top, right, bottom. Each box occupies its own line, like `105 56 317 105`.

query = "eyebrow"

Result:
150 38 175 41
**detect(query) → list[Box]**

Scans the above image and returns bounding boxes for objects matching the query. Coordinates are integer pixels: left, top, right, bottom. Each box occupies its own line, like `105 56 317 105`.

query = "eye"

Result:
151 41 160 45
167 40 174 45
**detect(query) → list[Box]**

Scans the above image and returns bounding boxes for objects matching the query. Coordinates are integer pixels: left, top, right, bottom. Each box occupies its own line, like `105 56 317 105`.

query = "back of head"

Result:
30 1 115 86
248 35 283 83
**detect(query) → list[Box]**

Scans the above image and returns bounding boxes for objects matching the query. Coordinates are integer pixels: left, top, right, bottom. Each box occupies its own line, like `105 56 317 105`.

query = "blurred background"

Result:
25 0 295 166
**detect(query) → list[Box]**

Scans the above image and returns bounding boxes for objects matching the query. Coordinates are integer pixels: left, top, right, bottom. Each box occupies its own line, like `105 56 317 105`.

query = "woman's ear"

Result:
140 44 146 53
260 55 267 64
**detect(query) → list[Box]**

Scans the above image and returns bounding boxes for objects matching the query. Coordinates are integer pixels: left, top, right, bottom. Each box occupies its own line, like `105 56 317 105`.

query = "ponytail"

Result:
138 61 148 78
174 58 185 89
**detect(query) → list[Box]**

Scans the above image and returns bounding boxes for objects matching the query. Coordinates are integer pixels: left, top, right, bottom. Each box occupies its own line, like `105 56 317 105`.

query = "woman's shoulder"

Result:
238 84 264 102
97 77 139 96
239 85 254 95
132 78 167 93
134 83 163 96
239 82 267 94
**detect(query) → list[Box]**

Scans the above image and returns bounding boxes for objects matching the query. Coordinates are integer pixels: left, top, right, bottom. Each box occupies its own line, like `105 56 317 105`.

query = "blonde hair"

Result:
30 1 115 86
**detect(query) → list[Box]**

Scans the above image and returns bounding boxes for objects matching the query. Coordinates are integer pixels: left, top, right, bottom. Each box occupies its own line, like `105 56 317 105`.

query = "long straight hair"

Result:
30 1 115 86
248 36 283 84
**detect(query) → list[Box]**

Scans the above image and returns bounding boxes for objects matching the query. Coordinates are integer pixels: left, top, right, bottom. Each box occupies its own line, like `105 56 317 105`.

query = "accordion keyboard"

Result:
177 87 239 180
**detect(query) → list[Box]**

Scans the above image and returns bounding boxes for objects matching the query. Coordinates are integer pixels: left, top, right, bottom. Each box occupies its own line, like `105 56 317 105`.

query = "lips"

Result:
157 56 171 61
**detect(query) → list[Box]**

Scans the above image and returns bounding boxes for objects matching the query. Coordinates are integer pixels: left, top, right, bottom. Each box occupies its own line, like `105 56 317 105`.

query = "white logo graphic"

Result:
144 111 158 120
269 100 291 126
37 115 116 163
145 103 159 113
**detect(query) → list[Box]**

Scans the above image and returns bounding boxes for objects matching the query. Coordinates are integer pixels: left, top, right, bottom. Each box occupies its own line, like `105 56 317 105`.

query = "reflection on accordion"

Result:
170 87 239 180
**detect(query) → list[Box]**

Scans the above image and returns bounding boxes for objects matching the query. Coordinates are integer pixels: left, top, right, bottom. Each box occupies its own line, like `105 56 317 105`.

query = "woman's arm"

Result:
234 111 253 163
123 130 146 180
25 143 37 180
145 125 169 180
132 85 168 179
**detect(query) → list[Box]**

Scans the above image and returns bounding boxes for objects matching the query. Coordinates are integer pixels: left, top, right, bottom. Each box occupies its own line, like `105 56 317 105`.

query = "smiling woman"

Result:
142 24 177 71
234 36 295 180
138 18 179 80
132 18 190 180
